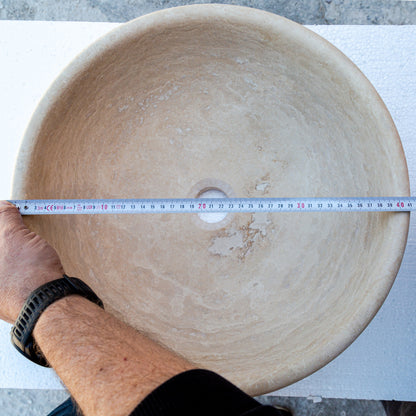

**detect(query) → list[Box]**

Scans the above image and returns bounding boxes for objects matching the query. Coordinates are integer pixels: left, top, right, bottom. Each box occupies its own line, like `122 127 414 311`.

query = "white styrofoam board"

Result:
0 21 119 390
0 21 415 400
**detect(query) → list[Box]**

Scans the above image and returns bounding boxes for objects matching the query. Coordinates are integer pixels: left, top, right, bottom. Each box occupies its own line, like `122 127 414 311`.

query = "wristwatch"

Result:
11 275 104 367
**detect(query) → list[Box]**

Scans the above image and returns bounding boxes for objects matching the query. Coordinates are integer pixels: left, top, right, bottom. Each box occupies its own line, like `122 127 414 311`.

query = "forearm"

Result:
33 295 195 416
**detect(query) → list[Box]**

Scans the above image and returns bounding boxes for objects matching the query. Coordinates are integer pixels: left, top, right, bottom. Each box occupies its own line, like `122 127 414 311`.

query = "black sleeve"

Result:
129 369 287 416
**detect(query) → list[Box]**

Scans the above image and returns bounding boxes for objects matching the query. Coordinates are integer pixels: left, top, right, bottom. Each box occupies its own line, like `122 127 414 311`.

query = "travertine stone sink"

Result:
13 5 410 395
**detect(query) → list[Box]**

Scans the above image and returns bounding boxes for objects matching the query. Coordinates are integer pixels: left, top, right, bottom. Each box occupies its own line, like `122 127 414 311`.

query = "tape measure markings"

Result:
8 197 416 215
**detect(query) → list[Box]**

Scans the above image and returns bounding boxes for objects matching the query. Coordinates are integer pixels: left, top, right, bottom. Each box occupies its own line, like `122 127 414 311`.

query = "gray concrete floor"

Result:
0 0 416 24
0 0 414 415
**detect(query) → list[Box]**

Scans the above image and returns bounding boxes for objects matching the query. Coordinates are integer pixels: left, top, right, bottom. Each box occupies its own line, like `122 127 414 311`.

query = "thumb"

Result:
0 201 26 231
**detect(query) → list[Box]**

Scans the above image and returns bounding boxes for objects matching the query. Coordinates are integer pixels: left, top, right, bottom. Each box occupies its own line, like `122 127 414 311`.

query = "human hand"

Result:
0 201 64 323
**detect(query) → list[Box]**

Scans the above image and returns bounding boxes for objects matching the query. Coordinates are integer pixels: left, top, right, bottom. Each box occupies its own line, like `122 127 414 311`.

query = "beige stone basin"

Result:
13 5 410 395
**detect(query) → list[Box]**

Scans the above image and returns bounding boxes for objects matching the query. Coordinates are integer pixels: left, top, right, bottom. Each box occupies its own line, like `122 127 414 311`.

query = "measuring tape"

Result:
8 197 416 215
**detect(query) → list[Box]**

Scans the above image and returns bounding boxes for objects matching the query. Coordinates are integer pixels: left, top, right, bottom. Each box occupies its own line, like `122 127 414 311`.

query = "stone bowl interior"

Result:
13 5 410 395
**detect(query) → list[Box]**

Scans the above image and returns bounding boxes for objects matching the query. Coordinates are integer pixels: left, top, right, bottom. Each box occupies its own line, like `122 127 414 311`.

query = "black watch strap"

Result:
11 275 104 367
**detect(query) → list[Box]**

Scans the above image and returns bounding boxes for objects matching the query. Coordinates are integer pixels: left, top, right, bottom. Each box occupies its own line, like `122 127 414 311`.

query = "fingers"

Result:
0 200 18 210
0 201 25 230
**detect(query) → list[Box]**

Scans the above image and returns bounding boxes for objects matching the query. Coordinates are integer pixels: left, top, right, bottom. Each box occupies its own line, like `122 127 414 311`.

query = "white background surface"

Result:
0 22 415 400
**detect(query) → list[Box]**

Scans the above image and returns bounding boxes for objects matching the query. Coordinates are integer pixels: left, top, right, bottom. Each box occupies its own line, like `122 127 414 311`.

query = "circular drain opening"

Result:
197 188 228 223
189 179 235 230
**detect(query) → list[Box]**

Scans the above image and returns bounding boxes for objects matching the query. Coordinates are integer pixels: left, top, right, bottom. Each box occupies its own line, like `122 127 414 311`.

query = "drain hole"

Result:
197 188 228 223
